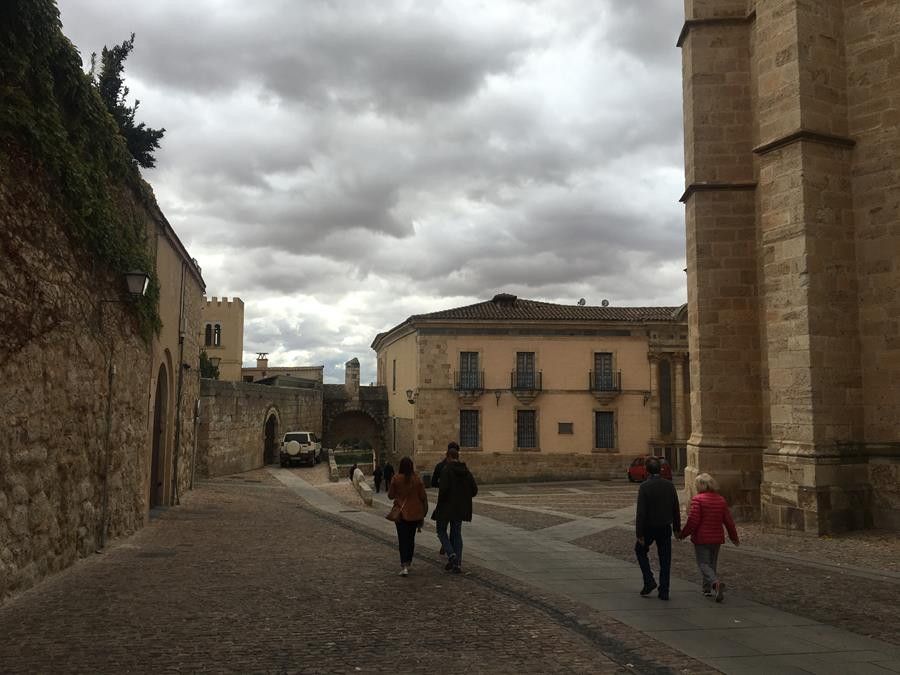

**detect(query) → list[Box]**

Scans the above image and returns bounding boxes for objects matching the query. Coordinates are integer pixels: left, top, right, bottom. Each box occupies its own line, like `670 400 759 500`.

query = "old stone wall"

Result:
0 153 187 603
198 380 323 477
682 0 900 532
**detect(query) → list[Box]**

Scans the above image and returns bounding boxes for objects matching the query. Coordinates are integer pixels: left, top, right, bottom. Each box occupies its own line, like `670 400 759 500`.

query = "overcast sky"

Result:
57 0 686 384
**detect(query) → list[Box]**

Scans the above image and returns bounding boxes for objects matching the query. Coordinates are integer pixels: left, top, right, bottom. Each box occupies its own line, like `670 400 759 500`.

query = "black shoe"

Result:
658 592 670 601
444 555 457 571
714 581 725 603
640 581 658 596
451 565 461 574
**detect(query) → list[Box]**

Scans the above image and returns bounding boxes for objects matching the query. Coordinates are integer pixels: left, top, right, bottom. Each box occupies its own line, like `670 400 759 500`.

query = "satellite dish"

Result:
577 298 586 306
601 299 610 307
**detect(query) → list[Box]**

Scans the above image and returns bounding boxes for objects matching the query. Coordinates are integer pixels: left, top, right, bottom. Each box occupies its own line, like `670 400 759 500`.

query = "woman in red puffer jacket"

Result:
678 473 739 602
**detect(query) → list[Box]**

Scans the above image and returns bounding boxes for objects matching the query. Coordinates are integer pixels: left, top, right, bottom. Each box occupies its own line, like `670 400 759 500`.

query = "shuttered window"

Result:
517 410 537 448
460 410 479 448
595 411 615 449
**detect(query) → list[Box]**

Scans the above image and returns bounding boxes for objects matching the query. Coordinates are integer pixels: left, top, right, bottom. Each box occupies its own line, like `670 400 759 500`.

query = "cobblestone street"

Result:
0 471 705 674
1 468 898 674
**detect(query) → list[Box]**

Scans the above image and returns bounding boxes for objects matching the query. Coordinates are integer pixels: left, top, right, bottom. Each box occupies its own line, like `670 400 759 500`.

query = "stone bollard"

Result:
352 467 373 506
327 449 340 482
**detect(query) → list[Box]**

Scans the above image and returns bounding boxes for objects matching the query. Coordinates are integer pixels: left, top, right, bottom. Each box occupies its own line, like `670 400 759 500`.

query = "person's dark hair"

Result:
398 456 414 480
447 446 460 460
646 457 661 475
448 441 460 452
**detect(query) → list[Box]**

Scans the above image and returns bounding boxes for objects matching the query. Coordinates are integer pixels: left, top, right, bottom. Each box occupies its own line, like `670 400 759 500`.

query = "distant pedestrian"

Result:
373 463 384 493
349 463 358 482
678 473 739 602
387 457 428 576
634 457 681 601
383 461 395 488
431 443 478 574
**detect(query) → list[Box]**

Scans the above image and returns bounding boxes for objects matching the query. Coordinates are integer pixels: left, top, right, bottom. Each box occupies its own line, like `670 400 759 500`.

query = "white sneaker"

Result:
399 567 408 577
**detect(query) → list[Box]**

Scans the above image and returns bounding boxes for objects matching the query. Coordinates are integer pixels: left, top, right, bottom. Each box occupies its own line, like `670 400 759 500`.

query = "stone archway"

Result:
325 410 382 452
150 363 168 508
264 412 279 465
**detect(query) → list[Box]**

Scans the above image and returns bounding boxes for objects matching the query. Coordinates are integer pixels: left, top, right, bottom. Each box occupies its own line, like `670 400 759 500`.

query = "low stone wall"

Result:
198 380 323 477
414 451 627 485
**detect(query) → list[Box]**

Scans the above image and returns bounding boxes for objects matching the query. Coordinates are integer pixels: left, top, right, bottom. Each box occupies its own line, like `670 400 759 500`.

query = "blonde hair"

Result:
695 473 718 493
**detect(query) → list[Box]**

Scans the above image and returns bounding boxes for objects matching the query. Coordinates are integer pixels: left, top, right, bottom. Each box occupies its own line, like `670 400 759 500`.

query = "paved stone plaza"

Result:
0 469 898 674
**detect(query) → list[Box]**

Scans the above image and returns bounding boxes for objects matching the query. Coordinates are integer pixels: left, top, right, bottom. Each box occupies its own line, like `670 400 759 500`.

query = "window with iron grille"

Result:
517 409 537 448
459 352 479 390
460 410 479 448
516 352 535 388
594 352 613 389
595 411 615 449
204 324 213 347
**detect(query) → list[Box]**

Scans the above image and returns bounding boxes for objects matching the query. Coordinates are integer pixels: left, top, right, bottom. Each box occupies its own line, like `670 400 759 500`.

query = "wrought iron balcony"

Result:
510 370 542 392
454 370 484 394
589 370 621 402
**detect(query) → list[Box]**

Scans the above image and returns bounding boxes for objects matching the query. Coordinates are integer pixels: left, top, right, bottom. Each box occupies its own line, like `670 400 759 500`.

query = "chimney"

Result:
256 352 268 369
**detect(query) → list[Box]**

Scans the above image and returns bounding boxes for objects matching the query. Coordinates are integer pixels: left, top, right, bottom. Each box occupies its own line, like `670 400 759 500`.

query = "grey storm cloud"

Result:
57 0 688 383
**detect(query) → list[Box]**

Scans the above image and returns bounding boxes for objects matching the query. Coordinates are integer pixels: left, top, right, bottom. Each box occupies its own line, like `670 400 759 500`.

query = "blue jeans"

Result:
436 519 463 564
635 525 672 594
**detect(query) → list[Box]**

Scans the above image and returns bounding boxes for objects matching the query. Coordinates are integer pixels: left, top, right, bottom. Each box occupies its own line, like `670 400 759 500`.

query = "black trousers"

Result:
395 519 418 565
635 525 672 594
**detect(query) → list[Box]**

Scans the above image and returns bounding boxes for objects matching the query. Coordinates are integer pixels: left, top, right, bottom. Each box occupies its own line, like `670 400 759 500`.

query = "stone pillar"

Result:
344 358 360 402
673 354 686 441
680 2 766 518
754 0 868 534
647 354 659 445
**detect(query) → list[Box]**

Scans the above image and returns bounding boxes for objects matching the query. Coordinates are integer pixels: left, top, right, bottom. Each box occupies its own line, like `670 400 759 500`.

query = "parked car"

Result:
280 431 321 467
627 455 673 482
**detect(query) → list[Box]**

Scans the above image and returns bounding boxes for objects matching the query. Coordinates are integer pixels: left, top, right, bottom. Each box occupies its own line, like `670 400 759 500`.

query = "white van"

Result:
280 431 321 467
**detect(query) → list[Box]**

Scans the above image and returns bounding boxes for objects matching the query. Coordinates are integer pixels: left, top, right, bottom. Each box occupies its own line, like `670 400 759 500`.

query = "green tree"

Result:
90 33 165 169
199 351 220 379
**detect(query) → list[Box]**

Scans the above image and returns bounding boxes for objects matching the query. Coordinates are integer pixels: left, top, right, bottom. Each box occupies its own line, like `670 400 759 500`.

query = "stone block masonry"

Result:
680 0 900 533
197 380 323 477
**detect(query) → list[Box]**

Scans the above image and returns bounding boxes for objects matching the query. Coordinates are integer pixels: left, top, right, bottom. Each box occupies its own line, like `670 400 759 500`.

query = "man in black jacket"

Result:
431 443 453 556
634 457 681 600
431 444 478 574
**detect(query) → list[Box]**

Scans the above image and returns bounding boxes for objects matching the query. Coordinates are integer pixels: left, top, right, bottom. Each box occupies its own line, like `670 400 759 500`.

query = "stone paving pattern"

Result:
0 472 712 674
574 526 900 648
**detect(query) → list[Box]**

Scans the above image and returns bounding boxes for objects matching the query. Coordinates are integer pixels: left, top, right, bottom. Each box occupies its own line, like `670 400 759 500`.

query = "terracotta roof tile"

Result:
410 295 684 323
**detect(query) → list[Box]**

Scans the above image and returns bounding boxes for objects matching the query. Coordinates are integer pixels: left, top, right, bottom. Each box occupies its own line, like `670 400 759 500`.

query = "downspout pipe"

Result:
172 260 186 505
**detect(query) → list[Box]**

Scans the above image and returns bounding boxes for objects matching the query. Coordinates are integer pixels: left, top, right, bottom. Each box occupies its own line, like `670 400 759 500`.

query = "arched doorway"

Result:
325 410 382 452
264 413 279 464
150 364 168 508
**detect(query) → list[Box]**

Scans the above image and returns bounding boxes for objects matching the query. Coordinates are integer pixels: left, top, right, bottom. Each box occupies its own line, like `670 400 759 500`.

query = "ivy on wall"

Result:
0 0 162 338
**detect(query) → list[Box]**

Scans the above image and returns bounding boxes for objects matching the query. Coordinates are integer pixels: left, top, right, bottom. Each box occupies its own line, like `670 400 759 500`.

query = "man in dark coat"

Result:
431 443 453 556
382 461 395 489
431 444 478 574
634 457 681 601
373 463 384 493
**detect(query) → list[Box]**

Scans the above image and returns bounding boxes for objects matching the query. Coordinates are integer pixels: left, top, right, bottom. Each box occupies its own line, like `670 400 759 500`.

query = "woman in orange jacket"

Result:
387 456 428 576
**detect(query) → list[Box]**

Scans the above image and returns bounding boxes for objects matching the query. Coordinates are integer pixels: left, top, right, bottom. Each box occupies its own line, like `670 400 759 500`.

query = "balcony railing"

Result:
589 370 622 393
511 370 542 391
454 370 484 394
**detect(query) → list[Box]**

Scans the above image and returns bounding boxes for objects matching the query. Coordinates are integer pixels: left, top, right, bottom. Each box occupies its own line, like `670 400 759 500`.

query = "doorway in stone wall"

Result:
150 364 168 508
264 413 279 464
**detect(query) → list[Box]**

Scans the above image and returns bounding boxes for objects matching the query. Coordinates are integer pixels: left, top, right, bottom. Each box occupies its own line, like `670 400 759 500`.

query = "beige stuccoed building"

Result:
371 294 690 483
200 296 244 381
679 0 900 532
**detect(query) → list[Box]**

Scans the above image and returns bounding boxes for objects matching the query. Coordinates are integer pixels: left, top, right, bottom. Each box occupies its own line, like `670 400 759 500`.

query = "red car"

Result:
627 455 673 482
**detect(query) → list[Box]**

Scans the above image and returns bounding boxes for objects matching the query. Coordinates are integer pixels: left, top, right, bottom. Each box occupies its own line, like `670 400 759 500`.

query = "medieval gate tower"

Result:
679 0 899 533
